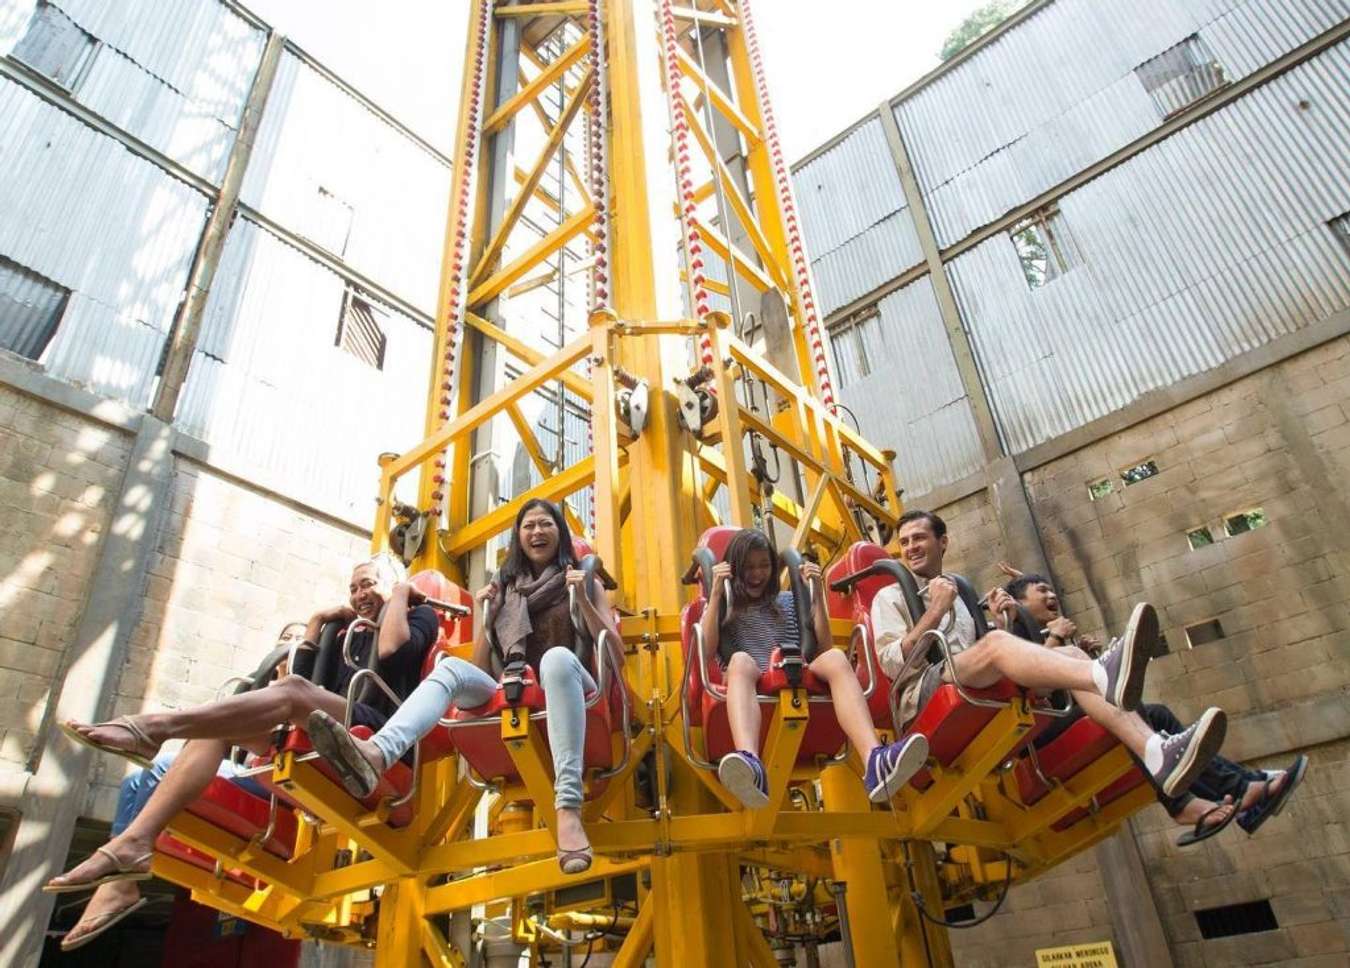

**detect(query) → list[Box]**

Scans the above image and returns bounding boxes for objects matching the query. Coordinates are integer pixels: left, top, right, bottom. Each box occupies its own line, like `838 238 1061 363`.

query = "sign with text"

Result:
1034 941 1118 967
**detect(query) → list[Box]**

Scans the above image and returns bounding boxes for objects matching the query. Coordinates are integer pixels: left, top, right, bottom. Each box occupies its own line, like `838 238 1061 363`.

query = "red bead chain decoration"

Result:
738 0 835 409
658 0 715 367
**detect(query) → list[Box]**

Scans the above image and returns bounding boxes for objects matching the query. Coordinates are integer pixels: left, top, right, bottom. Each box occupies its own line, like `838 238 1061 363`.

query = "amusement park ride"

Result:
143 1 1155 963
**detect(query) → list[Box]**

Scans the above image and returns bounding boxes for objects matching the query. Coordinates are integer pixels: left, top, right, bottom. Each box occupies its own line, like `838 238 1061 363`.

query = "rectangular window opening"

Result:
827 308 881 388
0 255 70 361
1224 507 1267 537
12 1 99 91
1194 899 1278 940
1136 34 1227 118
1087 477 1114 501
336 286 387 370
1120 459 1159 485
1010 208 1079 290
1184 618 1226 649
1332 212 1350 257
1186 526 1214 550
944 903 976 924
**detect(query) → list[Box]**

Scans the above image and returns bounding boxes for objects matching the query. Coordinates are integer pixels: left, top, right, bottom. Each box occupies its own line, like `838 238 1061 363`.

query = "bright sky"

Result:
247 0 988 162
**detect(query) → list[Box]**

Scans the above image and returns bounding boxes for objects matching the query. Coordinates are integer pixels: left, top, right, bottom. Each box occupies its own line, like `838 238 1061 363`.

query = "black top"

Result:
333 604 439 718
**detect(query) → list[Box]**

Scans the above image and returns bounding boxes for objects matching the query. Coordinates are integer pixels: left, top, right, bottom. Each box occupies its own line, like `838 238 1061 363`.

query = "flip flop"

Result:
306 710 381 799
1238 754 1308 835
59 717 158 769
44 846 154 894
1176 797 1239 847
60 897 149 951
558 846 593 875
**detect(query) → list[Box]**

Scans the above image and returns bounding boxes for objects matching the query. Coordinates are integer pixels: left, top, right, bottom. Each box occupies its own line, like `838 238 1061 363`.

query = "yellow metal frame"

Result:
161 3 1157 964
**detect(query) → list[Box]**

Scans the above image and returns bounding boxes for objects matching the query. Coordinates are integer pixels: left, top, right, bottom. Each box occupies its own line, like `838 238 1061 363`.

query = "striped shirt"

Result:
722 591 800 672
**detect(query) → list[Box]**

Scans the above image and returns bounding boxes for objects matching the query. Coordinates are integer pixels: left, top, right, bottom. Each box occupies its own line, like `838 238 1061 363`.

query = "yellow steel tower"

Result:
146 2 1157 964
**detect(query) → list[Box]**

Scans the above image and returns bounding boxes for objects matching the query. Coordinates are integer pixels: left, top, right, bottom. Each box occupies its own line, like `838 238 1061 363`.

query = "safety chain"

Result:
658 0 715 367
737 0 835 409
431 0 493 505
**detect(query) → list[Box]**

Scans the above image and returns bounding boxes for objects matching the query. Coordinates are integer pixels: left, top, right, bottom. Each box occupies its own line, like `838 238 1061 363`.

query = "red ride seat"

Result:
252 570 471 827
442 538 631 793
825 540 1062 790
1012 717 1148 830
680 527 848 765
156 777 299 886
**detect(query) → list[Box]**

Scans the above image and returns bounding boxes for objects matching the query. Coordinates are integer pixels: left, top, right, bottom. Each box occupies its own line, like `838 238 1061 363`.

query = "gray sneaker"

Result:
1095 602 1157 710
1154 707 1227 798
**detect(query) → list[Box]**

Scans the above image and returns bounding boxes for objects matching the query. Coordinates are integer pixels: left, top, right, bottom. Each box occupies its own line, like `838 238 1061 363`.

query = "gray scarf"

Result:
493 564 568 669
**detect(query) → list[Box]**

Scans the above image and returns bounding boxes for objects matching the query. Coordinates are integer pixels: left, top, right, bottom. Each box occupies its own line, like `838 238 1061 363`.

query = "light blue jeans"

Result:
113 750 268 836
369 650 596 810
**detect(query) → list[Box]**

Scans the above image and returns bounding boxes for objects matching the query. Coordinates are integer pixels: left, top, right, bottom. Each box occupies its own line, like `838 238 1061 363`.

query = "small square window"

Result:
1186 526 1214 550
1120 459 1159 485
1330 212 1350 257
11 1 98 91
0 255 70 360
1224 507 1267 536
1135 35 1227 118
1087 477 1114 501
1184 618 1226 648
1010 208 1079 290
335 286 387 370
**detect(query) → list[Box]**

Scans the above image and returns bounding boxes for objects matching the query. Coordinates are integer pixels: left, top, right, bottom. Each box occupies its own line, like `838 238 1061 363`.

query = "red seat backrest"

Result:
409 570 473 677
698 526 742 570
825 542 898 622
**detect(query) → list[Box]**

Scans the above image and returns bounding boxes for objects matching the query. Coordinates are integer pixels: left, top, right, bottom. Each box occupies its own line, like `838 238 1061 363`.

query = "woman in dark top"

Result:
306 499 621 874
701 529 929 808
47 554 433 893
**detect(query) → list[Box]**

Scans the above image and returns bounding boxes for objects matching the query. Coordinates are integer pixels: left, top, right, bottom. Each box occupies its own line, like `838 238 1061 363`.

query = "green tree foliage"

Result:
939 1 1030 61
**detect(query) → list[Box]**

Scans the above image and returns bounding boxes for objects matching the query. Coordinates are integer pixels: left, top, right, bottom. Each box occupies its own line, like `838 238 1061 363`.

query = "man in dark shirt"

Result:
995 573 1308 843
48 554 437 893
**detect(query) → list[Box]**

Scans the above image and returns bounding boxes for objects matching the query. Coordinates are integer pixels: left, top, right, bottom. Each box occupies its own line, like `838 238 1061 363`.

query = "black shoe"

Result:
1153 707 1226 798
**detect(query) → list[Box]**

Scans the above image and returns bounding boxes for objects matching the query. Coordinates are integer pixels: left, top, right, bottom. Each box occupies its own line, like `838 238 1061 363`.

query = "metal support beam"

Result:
152 30 284 421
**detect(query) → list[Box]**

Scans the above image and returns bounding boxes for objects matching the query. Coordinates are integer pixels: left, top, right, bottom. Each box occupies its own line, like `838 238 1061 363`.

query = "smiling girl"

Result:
701 529 929 808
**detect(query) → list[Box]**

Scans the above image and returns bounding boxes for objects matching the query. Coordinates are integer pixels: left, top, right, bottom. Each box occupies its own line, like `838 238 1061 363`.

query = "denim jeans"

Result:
369 650 596 811
113 750 269 836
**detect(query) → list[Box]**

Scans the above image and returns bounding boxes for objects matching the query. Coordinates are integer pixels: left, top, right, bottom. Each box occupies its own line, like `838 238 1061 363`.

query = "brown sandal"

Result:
59 717 159 768
558 847 593 875
60 896 149 951
44 846 154 894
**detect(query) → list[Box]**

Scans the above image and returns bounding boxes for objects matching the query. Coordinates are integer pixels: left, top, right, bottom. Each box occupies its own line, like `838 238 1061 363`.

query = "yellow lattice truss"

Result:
152 2 1151 964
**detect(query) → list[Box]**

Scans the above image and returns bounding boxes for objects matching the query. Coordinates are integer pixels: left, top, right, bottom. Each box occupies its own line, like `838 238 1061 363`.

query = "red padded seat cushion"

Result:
903 680 1022 790
263 725 417 828
1012 717 1149 830
155 776 298 888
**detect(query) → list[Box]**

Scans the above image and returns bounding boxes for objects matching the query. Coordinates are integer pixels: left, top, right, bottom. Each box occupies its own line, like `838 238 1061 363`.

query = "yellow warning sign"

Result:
1034 941 1118 968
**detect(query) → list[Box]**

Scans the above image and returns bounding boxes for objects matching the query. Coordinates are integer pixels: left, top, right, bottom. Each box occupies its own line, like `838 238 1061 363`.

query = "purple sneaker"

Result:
718 750 770 808
866 734 930 804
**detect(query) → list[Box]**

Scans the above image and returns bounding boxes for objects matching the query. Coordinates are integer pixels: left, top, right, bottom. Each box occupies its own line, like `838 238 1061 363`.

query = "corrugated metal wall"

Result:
240 50 451 315
0 78 208 405
950 42 1350 454
793 118 921 317
792 0 1350 495
1 0 453 522
836 276 985 495
1 0 264 182
177 218 432 522
895 0 1349 249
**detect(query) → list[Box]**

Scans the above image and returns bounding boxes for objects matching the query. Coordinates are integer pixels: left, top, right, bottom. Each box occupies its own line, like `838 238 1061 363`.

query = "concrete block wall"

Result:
0 383 131 772
924 336 1350 966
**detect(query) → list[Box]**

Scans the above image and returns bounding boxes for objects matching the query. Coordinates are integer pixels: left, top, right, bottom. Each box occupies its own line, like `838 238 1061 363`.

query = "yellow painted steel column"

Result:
650 852 743 966
895 841 955 968
373 878 426 968
818 763 903 967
